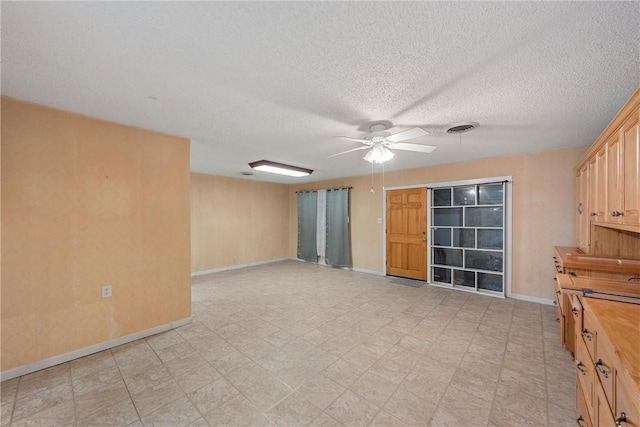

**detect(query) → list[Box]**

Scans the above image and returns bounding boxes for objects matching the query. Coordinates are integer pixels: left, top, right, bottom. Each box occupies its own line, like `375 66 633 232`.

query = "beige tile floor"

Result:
1 260 577 426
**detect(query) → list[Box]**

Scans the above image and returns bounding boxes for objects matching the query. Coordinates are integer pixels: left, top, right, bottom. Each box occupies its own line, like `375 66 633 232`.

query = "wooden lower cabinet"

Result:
573 298 640 427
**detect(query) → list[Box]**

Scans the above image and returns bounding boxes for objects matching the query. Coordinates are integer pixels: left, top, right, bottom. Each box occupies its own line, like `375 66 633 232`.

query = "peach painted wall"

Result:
191 173 290 272
1 97 191 371
288 146 587 301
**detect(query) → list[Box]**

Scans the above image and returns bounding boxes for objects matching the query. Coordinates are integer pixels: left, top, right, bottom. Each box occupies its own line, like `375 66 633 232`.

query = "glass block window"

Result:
430 182 506 296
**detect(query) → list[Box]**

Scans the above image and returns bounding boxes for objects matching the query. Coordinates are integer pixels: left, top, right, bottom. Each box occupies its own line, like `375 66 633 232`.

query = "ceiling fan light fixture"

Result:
248 160 313 177
364 144 394 164
446 122 479 134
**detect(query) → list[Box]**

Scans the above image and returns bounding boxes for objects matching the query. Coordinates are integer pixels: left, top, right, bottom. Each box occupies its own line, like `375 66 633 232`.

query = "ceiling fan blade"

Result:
391 142 437 153
333 136 371 144
328 146 370 158
386 127 429 142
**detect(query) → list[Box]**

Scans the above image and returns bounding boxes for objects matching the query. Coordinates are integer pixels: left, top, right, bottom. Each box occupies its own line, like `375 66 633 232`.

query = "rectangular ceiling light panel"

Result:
249 160 313 177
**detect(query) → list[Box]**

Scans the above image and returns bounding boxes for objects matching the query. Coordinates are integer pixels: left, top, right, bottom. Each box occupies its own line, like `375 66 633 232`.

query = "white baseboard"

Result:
191 257 294 276
509 293 555 306
352 267 384 276
0 317 192 382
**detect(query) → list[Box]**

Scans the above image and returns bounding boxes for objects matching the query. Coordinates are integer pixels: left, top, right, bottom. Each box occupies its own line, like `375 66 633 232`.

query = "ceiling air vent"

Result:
446 122 479 134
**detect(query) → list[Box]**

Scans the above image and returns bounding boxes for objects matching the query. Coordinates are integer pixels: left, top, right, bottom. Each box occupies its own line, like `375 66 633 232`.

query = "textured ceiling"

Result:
2 2 639 184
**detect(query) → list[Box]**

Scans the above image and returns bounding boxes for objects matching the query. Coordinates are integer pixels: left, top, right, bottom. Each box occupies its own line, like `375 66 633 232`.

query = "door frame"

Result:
383 176 513 297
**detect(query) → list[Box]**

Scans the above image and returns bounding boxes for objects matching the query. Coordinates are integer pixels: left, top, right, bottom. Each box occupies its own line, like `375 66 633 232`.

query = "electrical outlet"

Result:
101 285 112 298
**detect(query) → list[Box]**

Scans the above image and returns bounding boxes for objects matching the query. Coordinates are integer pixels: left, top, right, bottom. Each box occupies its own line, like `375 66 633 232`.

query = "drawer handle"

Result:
576 362 587 375
615 412 627 427
589 212 596 217
610 211 624 217
572 308 579 318
553 300 557 306
556 290 561 295
582 330 592 341
556 317 560 323
577 416 586 426
594 359 609 378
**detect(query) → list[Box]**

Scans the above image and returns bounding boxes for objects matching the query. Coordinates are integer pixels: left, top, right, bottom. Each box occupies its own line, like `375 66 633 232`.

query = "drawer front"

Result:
594 335 616 410
616 379 640 427
575 335 595 417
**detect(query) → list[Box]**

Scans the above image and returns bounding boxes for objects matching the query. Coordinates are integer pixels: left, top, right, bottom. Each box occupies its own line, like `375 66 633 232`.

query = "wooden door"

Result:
622 109 640 225
386 188 427 280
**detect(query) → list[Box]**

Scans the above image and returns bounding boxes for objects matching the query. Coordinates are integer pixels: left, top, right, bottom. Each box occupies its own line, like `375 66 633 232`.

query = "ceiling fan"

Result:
330 122 436 164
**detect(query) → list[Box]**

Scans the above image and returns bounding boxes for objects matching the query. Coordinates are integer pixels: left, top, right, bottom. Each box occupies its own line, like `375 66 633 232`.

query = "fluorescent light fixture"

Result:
248 160 313 177
364 144 395 164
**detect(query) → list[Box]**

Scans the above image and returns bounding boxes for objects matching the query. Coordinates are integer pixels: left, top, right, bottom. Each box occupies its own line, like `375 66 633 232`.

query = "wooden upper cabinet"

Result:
622 109 640 225
575 87 640 235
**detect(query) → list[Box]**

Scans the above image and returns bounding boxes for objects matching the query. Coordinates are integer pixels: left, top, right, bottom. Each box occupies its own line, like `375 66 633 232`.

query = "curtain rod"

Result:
296 186 353 194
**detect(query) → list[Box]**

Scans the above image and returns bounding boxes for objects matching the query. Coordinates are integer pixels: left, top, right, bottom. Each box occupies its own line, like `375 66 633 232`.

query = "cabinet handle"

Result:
594 359 609 378
576 362 587 375
572 308 579 318
553 300 557 306
610 211 624 217
582 330 592 341
556 317 560 323
615 412 627 426
556 290 561 295
589 212 596 217
577 203 583 214
577 416 586 426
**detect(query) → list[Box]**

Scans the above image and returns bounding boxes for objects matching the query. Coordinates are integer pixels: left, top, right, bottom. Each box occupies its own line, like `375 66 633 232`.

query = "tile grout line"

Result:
112 348 144 426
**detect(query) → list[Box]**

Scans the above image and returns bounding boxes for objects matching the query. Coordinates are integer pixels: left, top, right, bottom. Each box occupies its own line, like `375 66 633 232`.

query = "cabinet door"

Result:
588 157 598 223
606 132 624 224
596 381 616 426
595 146 607 222
577 165 590 252
577 380 594 427
622 109 640 225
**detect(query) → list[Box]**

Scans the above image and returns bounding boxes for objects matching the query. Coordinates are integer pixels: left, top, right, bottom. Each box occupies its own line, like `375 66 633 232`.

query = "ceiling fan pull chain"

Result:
370 162 375 193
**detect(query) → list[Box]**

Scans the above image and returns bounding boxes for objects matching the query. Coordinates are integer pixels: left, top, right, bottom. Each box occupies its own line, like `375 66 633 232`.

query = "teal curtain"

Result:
326 188 351 268
297 191 317 262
